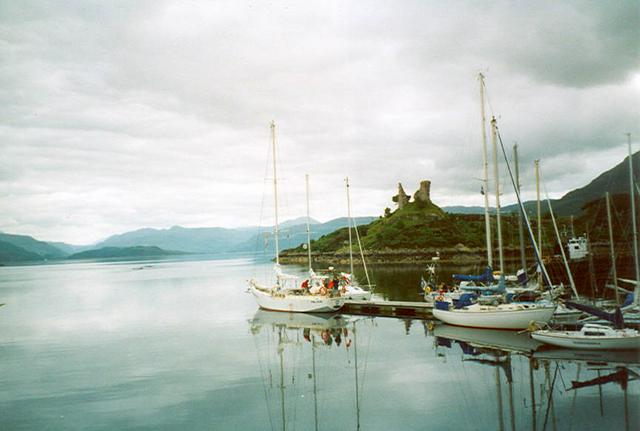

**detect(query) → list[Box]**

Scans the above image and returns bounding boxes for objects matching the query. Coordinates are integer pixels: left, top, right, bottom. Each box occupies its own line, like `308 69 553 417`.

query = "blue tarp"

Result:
453 266 495 283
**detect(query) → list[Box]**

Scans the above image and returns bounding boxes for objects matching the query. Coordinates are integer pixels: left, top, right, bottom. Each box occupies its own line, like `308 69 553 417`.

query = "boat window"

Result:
583 331 605 336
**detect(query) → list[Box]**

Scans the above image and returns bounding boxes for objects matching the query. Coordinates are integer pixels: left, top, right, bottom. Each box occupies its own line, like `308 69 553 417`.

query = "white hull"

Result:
532 329 640 350
433 324 543 353
249 280 344 313
432 304 556 330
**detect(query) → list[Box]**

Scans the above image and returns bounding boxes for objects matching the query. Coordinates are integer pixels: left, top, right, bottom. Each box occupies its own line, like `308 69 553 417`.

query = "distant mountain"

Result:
0 240 43 262
0 233 68 259
96 225 258 253
240 217 377 254
450 151 639 217
280 217 321 228
93 217 376 255
68 246 187 260
541 150 639 216
46 241 92 255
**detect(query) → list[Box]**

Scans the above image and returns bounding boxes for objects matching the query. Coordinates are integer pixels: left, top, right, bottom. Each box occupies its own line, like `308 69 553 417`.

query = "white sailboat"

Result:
342 177 373 301
433 302 556 330
531 324 640 350
248 122 344 313
432 89 557 330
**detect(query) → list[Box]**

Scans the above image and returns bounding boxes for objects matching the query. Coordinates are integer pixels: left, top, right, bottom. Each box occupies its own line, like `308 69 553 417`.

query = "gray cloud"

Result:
0 0 638 243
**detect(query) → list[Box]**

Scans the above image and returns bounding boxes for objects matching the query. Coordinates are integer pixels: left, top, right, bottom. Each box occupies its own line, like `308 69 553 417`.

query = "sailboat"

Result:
433 107 556 329
341 177 373 301
248 122 344 313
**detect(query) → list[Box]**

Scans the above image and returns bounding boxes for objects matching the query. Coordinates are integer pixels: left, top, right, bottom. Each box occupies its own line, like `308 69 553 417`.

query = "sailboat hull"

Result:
432 304 556 330
249 280 344 313
531 330 640 350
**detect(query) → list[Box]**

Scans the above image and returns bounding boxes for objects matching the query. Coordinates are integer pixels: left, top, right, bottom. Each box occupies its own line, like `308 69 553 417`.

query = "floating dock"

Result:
343 299 433 318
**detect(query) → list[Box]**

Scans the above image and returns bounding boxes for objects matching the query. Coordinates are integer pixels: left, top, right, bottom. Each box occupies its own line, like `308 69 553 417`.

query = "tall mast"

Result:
305 174 312 272
479 73 494 268
513 143 527 271
627 133 639 306
491 117 504 274
606 192 620 304
271 121 280 266
346 177 355 275
535 160 542 287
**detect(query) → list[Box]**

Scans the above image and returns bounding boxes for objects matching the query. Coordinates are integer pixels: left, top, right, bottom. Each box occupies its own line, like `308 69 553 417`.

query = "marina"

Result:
1 257 638 430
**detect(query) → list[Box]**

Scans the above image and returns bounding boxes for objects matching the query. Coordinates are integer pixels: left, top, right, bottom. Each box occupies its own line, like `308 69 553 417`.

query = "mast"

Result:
627 133 640 306
542 172 579 299
353 321 361 431
491 117 504 274
513 144 527 270
606 192 620 305
305 174 312 272
311 335 318 431
278 328 286 431
346 177 355 275
495 123 554 287
479 73 494 268
535 160 542 287
271 121 280 266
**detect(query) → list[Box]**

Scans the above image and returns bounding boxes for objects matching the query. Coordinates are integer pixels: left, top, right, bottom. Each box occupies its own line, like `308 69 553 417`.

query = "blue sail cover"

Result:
565 301 625 329
453 266 495 283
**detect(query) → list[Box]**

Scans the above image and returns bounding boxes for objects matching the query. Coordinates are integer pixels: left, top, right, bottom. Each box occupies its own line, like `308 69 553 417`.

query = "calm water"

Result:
0 257 638 430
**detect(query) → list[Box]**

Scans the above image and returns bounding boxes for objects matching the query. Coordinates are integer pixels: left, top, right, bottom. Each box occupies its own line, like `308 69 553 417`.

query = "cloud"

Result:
0 0 638 243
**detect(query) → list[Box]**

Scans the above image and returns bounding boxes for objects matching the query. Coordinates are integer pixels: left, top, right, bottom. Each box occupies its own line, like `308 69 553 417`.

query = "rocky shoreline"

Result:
279 244 530 266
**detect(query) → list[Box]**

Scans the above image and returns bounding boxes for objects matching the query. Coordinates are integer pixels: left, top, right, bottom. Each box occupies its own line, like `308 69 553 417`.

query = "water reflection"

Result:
249 310 366 431
250 311 639 431
432 324 639 431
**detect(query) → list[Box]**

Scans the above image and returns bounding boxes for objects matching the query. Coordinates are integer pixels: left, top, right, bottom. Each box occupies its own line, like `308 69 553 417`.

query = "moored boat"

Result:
531 324 640 350
432 302 556 330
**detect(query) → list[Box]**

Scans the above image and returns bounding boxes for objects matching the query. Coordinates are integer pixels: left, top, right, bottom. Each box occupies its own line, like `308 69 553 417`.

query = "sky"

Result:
1 0 639 244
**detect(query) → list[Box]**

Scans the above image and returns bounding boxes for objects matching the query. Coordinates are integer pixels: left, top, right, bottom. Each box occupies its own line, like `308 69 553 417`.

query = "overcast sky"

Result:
1 0 639 244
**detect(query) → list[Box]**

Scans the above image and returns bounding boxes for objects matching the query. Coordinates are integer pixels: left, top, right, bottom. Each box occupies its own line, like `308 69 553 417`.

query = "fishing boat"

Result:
531 324 640 350
248 122 344 313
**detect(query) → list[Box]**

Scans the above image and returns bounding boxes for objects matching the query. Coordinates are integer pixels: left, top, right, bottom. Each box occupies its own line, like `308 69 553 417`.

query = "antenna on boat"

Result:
271 121 280 267
478 73 494 269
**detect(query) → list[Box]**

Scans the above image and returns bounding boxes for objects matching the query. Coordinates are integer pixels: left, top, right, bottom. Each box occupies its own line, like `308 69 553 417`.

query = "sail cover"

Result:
453 266 495 283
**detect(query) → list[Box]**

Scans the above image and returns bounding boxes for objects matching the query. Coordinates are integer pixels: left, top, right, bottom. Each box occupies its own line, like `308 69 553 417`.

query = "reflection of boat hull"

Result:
533 347 640 367
250 309 349 330
249 280 344 313
433 304 556 330
531 329 640 350
433 324 543 353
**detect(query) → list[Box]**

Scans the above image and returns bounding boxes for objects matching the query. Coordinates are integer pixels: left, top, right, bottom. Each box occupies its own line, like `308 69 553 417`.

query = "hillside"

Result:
0 233 68 259
0 240 43 262
68 246 186 260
